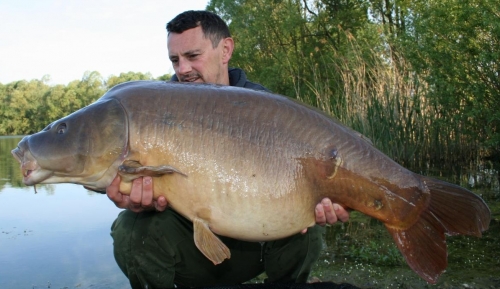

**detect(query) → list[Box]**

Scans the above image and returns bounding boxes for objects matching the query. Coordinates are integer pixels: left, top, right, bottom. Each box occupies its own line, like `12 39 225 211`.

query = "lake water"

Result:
0 136 129 288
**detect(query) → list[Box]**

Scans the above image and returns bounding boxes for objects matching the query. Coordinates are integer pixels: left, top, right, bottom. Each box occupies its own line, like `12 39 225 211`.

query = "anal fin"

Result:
193 217 231 265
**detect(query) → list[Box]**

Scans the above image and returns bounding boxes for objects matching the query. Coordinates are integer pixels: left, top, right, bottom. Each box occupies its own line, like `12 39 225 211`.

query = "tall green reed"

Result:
296 31 488 182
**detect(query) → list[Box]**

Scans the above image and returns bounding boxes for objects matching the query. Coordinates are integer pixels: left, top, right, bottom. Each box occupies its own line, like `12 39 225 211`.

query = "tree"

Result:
400 0 500 164
105 71 155 89
208 0 374 97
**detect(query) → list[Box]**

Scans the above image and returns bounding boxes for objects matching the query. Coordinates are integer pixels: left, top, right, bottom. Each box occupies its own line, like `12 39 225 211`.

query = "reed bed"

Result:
296 31 492 187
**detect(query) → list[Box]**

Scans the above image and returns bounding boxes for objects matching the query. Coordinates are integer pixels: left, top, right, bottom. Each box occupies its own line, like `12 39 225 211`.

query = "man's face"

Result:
168 26 231 85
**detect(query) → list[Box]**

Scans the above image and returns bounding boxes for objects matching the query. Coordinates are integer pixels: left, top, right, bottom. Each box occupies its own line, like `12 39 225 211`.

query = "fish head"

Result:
11 98 128 189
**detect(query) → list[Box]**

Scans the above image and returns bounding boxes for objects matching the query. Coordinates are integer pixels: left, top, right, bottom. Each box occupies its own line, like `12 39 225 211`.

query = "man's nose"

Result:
177 58 192 75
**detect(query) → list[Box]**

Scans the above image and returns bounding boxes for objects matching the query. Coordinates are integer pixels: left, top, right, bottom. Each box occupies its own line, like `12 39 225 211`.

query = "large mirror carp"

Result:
12 81 490 284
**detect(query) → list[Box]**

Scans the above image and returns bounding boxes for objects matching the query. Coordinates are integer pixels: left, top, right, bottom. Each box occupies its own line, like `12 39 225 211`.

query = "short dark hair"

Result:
166 10 231 48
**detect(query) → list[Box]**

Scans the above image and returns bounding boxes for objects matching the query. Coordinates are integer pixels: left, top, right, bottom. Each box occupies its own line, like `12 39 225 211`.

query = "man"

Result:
107 10 349 288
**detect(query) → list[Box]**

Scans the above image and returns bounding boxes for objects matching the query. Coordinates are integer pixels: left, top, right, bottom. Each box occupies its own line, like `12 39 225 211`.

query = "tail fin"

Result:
385 176 491 284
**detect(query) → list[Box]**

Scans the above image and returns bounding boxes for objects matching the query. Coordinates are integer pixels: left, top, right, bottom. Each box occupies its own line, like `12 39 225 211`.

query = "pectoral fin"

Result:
118 160 187 182
193 217 231 265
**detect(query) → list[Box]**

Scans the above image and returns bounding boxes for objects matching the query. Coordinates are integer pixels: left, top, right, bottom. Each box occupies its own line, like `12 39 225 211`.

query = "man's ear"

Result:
221 37 234 64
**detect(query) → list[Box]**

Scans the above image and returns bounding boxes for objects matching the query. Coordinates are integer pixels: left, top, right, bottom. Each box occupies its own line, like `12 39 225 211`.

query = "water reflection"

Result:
0 136 25 188
0 136 129 289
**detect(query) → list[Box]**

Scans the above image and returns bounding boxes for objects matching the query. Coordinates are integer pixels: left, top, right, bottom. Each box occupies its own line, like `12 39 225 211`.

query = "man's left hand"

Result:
301 198 349 234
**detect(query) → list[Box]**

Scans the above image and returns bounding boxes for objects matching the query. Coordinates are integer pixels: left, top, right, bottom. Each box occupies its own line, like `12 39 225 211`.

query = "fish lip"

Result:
22 166 53 186
12 147 51 186
21 162 43 185
11 147 23 163
23 168 32 178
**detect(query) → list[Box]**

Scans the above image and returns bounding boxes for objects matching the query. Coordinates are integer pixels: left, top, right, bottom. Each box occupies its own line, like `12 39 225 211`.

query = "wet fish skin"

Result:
11 81 490 284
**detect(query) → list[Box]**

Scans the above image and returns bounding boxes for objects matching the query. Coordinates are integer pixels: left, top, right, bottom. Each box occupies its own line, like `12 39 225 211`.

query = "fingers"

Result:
138 177 167 212
322 198 338 225
140 177 154 209
129 176 161 212
333 203 350 222
128 178 144 212
106 175 128 208
155 196 168 212
313 198 350 227
106 175 165 213
314 198 335 226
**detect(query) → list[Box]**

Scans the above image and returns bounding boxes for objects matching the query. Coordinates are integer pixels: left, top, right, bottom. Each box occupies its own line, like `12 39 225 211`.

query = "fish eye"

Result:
56 123 67 134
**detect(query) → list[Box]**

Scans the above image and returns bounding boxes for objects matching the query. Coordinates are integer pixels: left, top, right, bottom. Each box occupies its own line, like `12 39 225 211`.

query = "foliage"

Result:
106 71 155 88
324 212 405 267
400 0 500 166
0 71 171 135
207 0 374 98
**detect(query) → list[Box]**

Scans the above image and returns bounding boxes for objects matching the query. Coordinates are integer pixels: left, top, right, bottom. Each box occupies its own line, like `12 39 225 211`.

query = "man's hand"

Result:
106 175 168 213
301 198 349 234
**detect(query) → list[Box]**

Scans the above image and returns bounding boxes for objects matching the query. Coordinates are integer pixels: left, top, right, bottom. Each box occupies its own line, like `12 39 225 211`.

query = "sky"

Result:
0 0 209 85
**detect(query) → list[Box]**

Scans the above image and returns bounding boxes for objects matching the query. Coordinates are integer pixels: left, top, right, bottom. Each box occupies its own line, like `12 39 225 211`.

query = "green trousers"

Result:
111 208 324 289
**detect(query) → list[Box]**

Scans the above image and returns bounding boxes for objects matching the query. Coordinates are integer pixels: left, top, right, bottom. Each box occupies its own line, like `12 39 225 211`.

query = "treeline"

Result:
0 71 171 136
208 0 500 175
1 0 499 177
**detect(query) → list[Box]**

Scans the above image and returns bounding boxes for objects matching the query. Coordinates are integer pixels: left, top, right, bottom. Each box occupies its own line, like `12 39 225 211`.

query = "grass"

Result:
310 195 500 288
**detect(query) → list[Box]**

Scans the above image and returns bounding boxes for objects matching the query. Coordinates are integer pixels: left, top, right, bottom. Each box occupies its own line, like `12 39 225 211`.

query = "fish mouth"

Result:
12 147 52 186
23 168 33 178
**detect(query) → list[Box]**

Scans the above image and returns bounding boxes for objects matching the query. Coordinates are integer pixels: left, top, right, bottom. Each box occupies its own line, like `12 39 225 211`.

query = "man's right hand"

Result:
106 175 168 213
